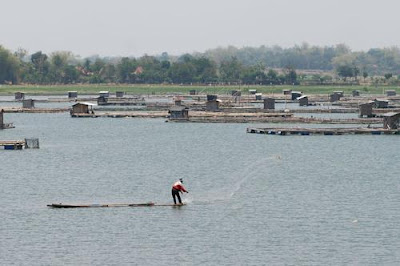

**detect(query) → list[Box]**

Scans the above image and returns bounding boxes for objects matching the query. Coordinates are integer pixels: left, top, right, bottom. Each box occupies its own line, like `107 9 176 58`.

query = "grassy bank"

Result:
0 84 398 95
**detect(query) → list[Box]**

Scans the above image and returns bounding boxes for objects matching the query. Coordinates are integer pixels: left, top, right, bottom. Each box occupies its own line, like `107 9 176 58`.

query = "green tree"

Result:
192 57 218 83
219 57 243 83
362 70 368 81
30 51 49 83
168 61 196 84
49 51 73 83
116 57 137 83
240 64 267 84
0 45 20 84
63 65 79 83
284 66 298 84
384 73 393 82
336 65 356 81
265 69 279 84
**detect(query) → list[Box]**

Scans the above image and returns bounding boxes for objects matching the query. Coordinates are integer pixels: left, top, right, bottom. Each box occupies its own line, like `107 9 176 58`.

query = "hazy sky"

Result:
1 0 399 57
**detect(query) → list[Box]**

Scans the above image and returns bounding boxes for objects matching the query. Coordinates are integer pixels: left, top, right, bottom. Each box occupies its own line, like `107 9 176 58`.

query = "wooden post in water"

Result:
0 109 4 129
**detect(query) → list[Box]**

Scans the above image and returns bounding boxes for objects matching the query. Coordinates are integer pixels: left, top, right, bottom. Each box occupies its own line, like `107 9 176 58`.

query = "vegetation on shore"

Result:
2 43 400 88
0 84 397 96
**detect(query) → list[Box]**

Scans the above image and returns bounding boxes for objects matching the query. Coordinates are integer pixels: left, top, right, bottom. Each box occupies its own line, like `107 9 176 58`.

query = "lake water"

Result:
1 111 400 265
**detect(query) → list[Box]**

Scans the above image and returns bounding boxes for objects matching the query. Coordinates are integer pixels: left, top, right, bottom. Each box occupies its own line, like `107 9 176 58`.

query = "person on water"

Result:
172 178 188 205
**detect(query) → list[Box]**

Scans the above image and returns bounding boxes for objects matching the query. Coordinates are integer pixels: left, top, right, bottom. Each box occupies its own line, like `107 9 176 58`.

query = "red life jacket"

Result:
172 181 187 192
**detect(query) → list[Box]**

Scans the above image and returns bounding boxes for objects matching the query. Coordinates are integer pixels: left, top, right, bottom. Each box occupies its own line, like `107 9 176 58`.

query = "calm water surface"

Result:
1 112 400 265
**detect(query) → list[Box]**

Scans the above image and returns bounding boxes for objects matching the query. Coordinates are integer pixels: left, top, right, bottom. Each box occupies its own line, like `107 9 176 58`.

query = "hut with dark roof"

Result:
207 95 217 101
206 99 221 111
359 102 374 117
383 112 400 129
116 91 125 98
263 98 275 110
169 106 189 121
386 90 396 97
68 91 78 98
330 92 342 102
283 89 292 95
297 95 309 106
231 90 241 96
15 92 25 100
291 91 302 100
71 102 95 114
374 99 389 108
99 91 110 98
22 99 35 108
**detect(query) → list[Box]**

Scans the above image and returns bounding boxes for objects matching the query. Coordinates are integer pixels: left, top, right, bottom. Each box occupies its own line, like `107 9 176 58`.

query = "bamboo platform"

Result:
47 202 186 208
2 107 69 113
0 123 15 129
0 140 25 149
71 111 168 118
70 110 384 124
247 127 400 135
186 117 382 124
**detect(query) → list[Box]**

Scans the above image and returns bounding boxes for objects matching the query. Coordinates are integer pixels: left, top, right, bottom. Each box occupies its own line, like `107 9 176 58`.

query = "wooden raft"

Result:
247 127 400 136
0 140 25 149
47 202 186 208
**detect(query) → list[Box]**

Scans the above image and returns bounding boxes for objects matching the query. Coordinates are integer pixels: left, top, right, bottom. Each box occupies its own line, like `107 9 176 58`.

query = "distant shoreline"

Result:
0 84 398 96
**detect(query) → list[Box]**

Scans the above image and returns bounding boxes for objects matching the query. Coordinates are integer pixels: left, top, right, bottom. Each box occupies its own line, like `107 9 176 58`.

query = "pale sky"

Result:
1 0 399 57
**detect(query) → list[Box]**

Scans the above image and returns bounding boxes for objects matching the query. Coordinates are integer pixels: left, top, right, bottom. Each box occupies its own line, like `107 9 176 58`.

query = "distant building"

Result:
352 90 360 97
206 99 221 111
383 112 400 129
333 91 344 97
22 99 35 108
116 91 125 98
359 102 374 117
68 91 78 98
291 91 302 100
386 90 396 97
263 98 275 110
189 90 197 95
71 102 95 114
249 89 257 95
374 99 389 108
174 99 182 106
255 93 262 100
330 93 341 102
231 90 241 96
283 89 292 95
15 92 25 100
169 106 189 120
133 66 143 75
99 91 110 98
297 95 309 106
25 138 40 149
97 96 108 105
207 95 217 101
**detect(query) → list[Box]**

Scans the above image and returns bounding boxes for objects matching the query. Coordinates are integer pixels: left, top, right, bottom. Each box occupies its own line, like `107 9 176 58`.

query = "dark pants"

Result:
172 188 182 204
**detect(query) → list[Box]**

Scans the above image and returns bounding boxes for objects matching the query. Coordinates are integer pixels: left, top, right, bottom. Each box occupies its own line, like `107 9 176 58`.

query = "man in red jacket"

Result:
172 178 188 205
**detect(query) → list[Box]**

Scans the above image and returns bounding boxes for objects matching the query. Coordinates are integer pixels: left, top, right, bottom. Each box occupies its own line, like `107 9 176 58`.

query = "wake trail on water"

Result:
193 155 282 204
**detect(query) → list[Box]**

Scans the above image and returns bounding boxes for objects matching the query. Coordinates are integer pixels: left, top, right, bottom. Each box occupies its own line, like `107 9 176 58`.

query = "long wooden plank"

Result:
0 140 25 146
153 203 186 207
47 202 155 208
47 202 186 208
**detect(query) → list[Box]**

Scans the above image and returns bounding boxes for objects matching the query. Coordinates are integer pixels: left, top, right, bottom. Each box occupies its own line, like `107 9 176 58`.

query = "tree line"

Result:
1 43 400 85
